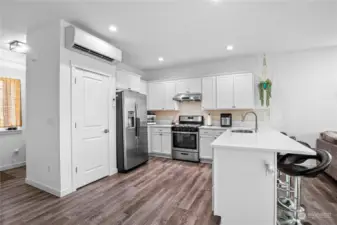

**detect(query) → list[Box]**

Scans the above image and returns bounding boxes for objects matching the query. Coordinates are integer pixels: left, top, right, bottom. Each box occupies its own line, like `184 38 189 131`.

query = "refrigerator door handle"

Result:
135 103 138 137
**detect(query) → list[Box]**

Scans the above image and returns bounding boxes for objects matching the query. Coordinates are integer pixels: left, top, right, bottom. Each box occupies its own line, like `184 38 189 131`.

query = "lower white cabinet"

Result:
151 133 162 153
150 128 172 155
199 128 226 160
161 133 172 155
200 136 215 160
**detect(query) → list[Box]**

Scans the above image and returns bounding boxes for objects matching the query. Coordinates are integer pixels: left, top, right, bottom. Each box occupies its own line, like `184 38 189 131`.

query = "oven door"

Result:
172 131 199 152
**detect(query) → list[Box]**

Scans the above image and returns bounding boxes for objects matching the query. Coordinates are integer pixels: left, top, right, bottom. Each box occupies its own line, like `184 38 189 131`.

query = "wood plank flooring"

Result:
0 157 336 225
0 158 219 225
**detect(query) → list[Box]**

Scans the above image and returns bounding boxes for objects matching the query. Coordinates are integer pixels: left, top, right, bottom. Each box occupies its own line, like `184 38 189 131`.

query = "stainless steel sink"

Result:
231 129 255 134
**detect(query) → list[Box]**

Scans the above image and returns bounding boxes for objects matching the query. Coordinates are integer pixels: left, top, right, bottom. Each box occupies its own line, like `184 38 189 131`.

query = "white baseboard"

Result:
200 158 213 164
0 161 26 171
25 178 62 197
109 168 118 176
149 152 172 159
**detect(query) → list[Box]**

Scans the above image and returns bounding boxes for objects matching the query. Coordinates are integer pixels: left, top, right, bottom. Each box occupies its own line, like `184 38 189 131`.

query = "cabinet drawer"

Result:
151 127 171 133
200 129 226 137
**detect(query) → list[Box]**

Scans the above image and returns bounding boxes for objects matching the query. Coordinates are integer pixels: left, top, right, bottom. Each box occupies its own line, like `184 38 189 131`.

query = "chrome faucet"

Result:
242 111 258 133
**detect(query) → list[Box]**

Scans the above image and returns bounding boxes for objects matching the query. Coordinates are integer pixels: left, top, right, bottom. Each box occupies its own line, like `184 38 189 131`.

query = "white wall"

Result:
59 20 117 195
26 20 117 197
268 47 337 147
146 46 337 146
26 20 62 193
0 49 26 171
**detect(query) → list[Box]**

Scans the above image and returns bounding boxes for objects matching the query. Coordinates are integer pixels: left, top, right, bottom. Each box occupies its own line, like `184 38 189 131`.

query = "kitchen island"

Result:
211 128 316 225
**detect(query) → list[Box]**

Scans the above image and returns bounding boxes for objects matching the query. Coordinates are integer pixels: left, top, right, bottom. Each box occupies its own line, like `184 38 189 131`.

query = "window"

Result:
0 78 22 128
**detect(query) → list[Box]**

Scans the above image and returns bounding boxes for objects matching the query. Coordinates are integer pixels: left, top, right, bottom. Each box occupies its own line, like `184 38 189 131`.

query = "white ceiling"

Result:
0 0 337 70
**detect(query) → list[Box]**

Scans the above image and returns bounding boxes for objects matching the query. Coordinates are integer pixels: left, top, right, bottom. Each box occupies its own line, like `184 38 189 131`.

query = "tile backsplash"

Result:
152 102 270 125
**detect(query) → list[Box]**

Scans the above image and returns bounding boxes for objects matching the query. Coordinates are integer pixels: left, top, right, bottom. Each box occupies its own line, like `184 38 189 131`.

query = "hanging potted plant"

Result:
258 79 272 107
258 54 272 107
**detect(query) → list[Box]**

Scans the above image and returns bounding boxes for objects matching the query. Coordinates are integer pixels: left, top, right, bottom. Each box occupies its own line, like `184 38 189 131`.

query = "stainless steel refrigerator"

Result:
116 90 148 172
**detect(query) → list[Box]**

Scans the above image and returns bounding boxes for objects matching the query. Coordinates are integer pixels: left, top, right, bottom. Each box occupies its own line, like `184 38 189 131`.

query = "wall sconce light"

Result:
9 40 29 54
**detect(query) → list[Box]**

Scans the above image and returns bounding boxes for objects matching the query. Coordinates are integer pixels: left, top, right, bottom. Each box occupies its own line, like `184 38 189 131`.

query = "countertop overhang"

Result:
211 128 316 155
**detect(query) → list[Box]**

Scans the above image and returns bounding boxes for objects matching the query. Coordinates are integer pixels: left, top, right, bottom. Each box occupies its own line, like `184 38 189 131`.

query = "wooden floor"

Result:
0 157 336 225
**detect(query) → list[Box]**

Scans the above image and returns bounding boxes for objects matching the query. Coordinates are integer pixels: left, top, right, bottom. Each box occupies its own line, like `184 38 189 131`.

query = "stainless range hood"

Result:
173 93 202 102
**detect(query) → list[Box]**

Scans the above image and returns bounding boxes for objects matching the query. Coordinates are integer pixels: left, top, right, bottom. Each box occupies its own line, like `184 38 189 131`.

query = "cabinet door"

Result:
234 73 254 109
216 75 234 109
164 82 177 110
202 77 216 110
139 80 147 95
148 82 165 110
176 78 201 93
128 73 140 92
116 70 129 90
151 133 162 153
200 136 214 159
161 133 172 155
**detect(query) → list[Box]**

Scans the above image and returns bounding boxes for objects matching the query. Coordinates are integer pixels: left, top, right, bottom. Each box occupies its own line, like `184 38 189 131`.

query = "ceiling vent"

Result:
65 25 122 64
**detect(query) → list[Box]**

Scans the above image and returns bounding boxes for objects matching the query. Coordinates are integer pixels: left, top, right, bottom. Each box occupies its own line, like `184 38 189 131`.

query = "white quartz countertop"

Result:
211 128 316 155
148 124 173 128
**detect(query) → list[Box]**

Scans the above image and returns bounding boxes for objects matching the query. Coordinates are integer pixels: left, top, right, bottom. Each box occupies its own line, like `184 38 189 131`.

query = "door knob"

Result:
104 129 109 133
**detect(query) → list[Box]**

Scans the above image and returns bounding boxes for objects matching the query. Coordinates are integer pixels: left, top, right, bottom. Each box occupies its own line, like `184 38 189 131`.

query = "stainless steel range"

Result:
172 115 204 162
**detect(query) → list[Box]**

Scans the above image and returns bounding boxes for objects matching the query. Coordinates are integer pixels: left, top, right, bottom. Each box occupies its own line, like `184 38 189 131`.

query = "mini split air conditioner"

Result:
65 25 122 64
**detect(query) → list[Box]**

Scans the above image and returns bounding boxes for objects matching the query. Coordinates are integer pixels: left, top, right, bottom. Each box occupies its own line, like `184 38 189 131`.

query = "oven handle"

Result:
172 131 199 135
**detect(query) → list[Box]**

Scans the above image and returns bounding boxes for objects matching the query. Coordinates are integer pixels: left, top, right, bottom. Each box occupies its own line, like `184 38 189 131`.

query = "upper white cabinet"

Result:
216 75 234 109
148 81 177 111
139 80 147 95
202 77 217 110
176 78 202 94
216 73 254 109
116 70 141 92
233 74 254 109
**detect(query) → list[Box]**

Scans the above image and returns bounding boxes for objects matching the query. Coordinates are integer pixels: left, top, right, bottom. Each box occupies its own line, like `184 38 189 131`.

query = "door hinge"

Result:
74 122 77 128
75 167 78 173
74 77 77 84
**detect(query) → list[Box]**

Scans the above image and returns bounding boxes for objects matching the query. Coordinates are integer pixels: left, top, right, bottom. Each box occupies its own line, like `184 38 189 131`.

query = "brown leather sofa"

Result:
317 138 337 181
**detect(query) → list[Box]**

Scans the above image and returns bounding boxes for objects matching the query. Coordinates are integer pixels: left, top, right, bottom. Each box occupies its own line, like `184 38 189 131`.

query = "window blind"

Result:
0 78 22 128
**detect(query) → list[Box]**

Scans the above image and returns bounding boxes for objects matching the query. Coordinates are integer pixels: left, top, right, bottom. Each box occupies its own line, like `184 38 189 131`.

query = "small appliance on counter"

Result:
147 111 156 125
220 113 232 127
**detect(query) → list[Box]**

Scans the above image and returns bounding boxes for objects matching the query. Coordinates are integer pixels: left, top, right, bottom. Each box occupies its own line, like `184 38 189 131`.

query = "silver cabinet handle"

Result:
104 129 109 133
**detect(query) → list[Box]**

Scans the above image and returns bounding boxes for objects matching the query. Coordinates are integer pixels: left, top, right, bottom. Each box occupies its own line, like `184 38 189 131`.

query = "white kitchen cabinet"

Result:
139 79 147 95
151 133 162 154
200 136 214 160
161 133 172 155
116 70 141 92
176 78 202 94
150 127 172 156
202 77 217 110
199 128 226 160
216 75 234 109
233 74 254 109
148 81 177 111
164 82 177 110
148 82 165 110
216 73 254 109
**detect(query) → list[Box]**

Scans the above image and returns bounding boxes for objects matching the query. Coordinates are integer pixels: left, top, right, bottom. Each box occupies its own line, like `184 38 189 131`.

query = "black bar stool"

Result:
277 148 332 225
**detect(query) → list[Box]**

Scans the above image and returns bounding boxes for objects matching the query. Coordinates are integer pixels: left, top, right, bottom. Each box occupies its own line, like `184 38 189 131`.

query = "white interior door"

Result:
72 67 110 189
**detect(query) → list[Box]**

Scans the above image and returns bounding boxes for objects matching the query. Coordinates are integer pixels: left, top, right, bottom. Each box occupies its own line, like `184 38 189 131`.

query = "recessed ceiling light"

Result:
226 45 234 51
158 57 164 62
109 25 118 32
210 0 221 3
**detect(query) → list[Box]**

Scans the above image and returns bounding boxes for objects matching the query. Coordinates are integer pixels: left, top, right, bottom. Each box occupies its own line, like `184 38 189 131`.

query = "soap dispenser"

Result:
206 113 212 126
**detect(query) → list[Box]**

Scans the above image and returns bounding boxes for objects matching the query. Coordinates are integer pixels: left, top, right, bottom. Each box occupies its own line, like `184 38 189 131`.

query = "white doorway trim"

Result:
70 62 113 192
